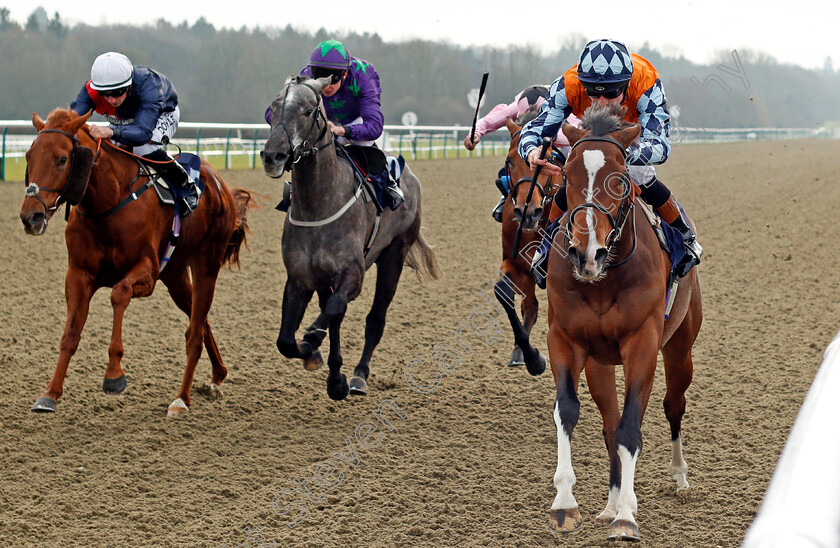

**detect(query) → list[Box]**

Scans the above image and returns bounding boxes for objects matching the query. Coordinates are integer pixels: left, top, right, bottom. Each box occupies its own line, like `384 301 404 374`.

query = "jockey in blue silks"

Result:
70 51 199 213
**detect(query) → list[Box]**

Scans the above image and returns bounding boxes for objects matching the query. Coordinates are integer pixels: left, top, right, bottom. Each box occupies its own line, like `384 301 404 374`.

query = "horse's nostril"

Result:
595 247 608 265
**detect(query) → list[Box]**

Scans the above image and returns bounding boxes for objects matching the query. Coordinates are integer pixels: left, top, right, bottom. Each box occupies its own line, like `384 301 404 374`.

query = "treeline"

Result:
1 9 839 129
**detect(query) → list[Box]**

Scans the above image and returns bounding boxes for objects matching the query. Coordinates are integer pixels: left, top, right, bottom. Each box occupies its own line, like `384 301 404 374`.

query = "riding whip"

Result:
469 72 489 145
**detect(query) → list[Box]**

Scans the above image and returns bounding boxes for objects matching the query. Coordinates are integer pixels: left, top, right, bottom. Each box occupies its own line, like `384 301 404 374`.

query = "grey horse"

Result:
260 75 439 400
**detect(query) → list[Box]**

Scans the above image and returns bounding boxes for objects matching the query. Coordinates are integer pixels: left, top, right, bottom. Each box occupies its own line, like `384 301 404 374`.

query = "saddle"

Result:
336 144 404 212
148 153 205 218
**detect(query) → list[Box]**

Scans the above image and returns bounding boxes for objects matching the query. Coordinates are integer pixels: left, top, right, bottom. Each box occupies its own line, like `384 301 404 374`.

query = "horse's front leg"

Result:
324 266 363 401
584 358 621 525
104 259 157 395
546 327 586 533
276 276 314 360
495 263 545 375
31 268 96 412
606 329 660 541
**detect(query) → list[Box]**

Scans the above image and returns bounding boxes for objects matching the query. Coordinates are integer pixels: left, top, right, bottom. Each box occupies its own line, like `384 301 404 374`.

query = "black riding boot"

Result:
384 174 404 210
142 149 200 213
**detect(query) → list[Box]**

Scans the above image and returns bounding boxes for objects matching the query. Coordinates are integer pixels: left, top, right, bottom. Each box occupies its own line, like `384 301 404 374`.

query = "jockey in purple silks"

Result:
266 39 404 210
70 51 199 213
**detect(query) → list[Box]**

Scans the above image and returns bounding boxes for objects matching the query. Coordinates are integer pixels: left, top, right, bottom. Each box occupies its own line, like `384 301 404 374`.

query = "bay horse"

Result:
19 108 253 416
495 116 562 371
260 76 439 400
523 104 702 540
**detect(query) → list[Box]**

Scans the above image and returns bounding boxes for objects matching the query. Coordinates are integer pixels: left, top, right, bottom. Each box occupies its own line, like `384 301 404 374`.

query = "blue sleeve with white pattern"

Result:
518 76 573 161
628 78 670 166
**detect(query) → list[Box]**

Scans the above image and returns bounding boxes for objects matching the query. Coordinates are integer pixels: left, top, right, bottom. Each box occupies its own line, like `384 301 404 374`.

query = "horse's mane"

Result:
580 103 627 137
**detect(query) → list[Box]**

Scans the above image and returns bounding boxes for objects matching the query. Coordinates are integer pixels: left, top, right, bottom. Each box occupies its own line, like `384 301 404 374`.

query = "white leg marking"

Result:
615 445 640 524
670 436 690 490
167 397 189 417
551 401 578 510
597 485 620 522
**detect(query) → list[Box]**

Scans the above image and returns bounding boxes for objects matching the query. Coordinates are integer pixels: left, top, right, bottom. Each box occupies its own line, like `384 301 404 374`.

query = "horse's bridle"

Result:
24 129 86 219
272 80 335 169
565 136 637 269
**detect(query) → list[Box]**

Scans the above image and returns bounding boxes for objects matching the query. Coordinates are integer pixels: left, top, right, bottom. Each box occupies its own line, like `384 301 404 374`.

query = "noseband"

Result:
565 136 637 269
272 80 334 168
24 129 86 218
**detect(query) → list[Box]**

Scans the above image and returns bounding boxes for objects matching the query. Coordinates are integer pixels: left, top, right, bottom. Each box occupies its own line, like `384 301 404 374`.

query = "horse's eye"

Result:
304 109 313 117
58 157 67 166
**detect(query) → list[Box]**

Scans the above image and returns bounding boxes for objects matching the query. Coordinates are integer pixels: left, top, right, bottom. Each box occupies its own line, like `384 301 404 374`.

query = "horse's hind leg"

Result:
163 269 227 398
168 264 222 416
351 240 406 395
324 266 364 401
32 268 95 412
104 260 156 396
276 277 315 360
300 289 331 371
661 318 697 491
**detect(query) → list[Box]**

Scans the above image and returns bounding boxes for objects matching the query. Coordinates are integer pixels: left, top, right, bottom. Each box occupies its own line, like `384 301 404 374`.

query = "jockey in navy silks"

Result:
265 39 404 211
70 51 200 212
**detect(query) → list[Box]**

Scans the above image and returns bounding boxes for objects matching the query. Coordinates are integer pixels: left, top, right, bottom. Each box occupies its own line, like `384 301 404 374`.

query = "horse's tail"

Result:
405 228 441 281
223 188 256 269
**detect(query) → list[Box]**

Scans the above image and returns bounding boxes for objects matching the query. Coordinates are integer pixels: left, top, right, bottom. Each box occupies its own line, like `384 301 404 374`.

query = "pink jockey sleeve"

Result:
473 103 514 139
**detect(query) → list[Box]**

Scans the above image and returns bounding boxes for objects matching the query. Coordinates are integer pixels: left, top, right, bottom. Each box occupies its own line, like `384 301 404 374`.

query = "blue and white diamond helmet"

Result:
90 52 134 91
577 39 633 92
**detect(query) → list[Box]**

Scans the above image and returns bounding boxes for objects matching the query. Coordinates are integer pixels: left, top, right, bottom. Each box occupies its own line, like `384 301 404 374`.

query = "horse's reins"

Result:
565 135 637 269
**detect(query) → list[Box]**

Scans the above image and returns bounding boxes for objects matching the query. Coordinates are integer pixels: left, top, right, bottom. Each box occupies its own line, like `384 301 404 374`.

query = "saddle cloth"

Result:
149 153 205 218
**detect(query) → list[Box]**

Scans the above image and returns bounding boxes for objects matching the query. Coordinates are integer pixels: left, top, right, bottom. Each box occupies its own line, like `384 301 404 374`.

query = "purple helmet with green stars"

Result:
308 40 351 71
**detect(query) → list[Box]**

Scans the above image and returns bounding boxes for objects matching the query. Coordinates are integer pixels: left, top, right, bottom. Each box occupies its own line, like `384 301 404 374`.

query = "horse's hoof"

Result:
303 350 323 371
348 376 368 395
102 374 127 394
508 346 525 366
606 519 641 541
327 374 349 401
31 397 57 413
595 512 615 525
526 352 547 376
208 383 223 400
167 398 189 417
549 507 583 533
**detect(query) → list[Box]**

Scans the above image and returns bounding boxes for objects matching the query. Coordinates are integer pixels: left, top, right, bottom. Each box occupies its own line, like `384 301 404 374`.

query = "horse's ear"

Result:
32 113 45 132
562 121 587 147
614 124 641 149
311 76 331 95
67 110 93 136
505 117 520 136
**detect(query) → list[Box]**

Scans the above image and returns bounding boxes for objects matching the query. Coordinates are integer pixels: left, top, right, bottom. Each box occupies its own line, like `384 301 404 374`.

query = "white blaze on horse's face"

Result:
581 149 606 276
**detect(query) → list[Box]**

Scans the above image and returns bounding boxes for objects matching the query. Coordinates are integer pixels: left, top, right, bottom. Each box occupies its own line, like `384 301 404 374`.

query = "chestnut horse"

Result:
522 105 702 540
495 116 562 371
19 108 253 416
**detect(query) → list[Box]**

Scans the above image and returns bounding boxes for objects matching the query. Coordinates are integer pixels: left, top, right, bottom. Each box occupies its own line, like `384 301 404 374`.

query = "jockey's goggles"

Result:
310 67 346 84
99 86 130 98
581 82 626 99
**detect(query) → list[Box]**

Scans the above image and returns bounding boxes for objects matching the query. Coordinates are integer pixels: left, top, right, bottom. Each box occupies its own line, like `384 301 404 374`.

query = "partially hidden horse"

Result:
19 108 254 416
260 75 439 400
495 115 562 371
516 104 702 540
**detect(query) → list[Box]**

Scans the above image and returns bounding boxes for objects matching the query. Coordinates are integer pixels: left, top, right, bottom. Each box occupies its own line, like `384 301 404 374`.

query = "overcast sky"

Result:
3 0 836 70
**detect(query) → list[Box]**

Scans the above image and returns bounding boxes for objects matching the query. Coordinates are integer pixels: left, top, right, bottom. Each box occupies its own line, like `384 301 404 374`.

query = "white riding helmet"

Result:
90 52 134 91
